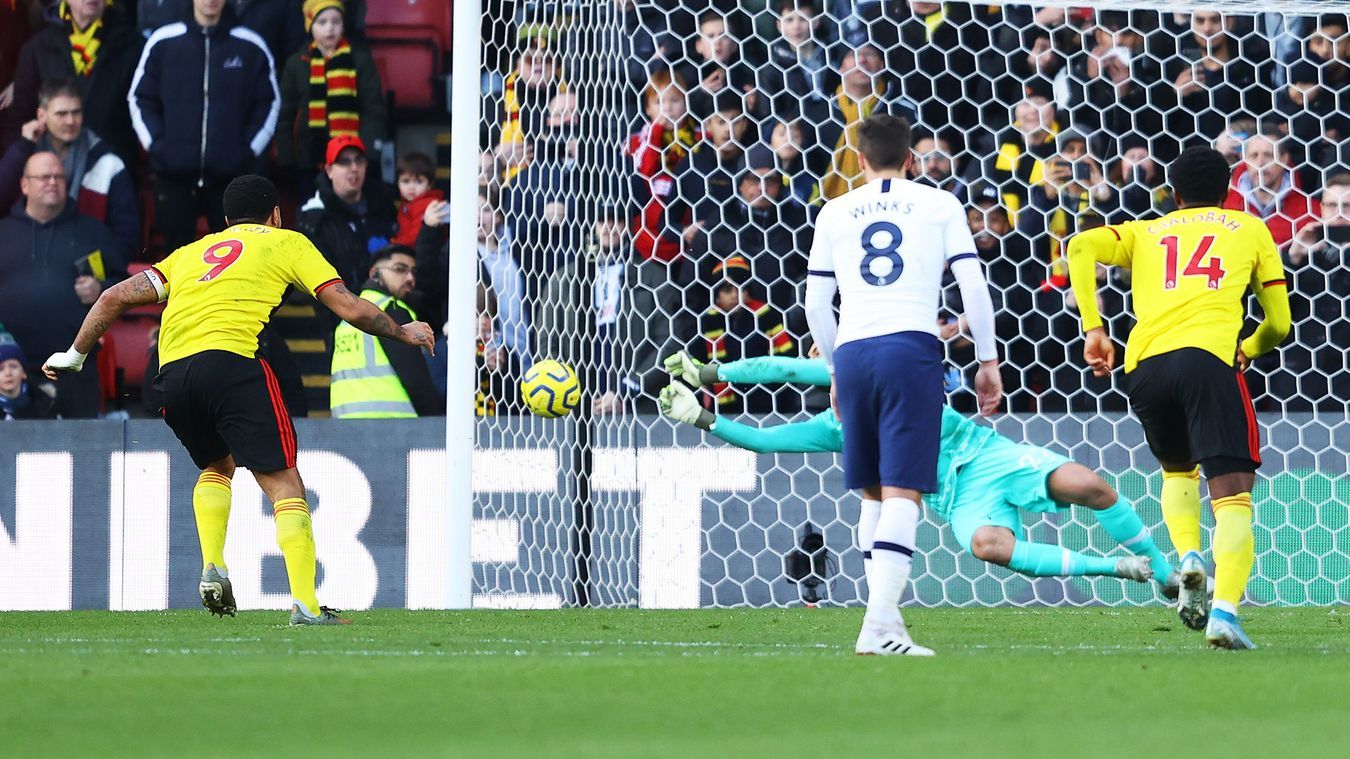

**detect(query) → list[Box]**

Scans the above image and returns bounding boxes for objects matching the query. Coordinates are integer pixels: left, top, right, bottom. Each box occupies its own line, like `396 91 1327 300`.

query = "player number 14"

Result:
1160 234 1224 290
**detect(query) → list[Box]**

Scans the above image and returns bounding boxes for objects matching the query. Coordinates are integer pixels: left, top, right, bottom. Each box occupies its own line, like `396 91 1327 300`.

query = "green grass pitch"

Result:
2 607 1347 758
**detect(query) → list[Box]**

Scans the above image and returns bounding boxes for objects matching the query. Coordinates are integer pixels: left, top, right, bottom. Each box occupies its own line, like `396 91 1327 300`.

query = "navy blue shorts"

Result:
834 331 943 492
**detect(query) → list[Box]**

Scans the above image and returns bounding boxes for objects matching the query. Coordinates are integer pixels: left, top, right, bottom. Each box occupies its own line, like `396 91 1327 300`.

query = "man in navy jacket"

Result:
0 152 126 418
128 0 278 253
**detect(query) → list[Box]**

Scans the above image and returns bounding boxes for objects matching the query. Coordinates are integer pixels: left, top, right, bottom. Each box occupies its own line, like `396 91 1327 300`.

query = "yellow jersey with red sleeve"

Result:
146 224 343 366
1067 207 1290 373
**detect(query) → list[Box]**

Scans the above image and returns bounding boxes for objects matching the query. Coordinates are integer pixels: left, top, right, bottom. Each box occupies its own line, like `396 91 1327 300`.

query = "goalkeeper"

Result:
661 351 1178 591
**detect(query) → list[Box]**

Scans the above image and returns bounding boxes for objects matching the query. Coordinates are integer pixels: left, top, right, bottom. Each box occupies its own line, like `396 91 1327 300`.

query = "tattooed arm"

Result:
316 282 436 354
43 271 163 380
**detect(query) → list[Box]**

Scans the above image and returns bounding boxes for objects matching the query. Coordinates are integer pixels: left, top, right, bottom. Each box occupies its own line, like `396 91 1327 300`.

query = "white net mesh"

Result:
468 1 1349 608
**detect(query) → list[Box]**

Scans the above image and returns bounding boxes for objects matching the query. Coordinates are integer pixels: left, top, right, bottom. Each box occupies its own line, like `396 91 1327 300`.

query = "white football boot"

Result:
1176 550 1211 631
855 614 935 657
1114 555 1155 583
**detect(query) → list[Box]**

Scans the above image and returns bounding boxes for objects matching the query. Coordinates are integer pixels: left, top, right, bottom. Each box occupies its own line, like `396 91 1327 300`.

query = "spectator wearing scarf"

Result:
497 37 566 185
627 68 700 263
5 1 142 164
278 0 386 185
800 45 916 202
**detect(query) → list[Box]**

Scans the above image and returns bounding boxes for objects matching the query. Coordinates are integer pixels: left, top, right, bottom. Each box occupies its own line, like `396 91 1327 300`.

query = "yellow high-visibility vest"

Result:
330 289 417 419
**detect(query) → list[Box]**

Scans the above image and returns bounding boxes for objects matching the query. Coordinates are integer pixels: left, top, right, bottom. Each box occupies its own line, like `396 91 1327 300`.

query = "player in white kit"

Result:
804 115 1002 656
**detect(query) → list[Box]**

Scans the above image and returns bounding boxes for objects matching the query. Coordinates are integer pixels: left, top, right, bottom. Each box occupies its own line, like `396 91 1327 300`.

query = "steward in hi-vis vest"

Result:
329 246 444 418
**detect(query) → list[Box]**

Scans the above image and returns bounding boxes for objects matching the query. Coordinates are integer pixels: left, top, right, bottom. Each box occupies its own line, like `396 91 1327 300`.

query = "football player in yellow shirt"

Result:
1067 147 1291 649
43 175 435 625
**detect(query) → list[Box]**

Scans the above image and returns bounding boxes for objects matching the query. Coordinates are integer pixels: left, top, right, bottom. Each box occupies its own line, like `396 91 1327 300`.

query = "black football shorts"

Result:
157 350 297 472
1125 347 1260 477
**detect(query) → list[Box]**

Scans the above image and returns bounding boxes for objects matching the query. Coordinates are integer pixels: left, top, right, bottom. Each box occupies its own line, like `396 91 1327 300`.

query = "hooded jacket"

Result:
1224 162 1320 249
128 6 279 180
0 201 125 363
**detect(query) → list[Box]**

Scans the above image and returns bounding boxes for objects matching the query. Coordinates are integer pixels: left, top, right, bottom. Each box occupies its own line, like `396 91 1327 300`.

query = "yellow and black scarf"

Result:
61 1 102 76
820 81 885 200
307 39 360 163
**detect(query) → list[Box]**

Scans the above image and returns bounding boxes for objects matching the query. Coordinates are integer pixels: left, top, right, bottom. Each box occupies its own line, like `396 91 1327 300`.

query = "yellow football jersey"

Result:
150 225 342 366
1069 207 1287 372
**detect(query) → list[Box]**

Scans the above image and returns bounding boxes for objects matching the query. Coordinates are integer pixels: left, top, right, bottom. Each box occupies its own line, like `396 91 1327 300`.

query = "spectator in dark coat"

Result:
1267 173 1350 410
0 79 138 250
800 44 918 201
673 9 766 122
764 118 817 206
909 132 969 205
505 91 583 311
276 0 386 193
1164 10 1272 145
5 0 143 165
759 0 832 118
297 135 398 293
0 328 58 420
129 0 278 254
1069 10 1168 157
878 1 992 150
693 152 811 318
0 151 125 418
669 91 750 246
0 0 33 112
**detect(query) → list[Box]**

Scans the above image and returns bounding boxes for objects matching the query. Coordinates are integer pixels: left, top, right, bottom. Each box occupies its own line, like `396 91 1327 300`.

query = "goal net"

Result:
460 0 1349 608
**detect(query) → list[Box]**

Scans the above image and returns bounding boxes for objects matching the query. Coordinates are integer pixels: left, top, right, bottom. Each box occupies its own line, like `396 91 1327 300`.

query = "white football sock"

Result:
864 497 919 627
858 498 881 588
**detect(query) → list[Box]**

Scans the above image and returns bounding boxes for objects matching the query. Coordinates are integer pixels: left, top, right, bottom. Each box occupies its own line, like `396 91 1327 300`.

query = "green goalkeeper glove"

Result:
663 351 720 387
658 383 715 430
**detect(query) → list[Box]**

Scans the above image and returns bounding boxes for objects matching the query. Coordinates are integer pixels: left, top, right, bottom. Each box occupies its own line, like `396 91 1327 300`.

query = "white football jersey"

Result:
807 177 976 349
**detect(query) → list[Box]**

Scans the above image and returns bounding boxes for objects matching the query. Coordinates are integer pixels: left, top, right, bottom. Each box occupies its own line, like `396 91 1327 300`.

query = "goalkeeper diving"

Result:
661 351 1180 592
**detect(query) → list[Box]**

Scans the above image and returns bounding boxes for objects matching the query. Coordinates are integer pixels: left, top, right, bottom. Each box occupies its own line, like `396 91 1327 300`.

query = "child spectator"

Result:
392 152 442 247
0 327 56 420
627 68 699 263
695 256 796 414
278 0 387 194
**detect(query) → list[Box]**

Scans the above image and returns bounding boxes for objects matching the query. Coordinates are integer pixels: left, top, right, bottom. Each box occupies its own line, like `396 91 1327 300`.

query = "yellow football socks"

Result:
1212 493 1255 610
193 472 233 574
273 497 321 616
1161 467 1203 556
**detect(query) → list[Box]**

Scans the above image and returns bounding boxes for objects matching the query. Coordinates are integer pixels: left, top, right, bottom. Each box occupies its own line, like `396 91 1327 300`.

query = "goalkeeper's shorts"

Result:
945 436 1072 550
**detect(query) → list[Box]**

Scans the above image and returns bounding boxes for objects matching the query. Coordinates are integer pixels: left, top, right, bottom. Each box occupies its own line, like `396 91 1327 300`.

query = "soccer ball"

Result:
521 359 581 418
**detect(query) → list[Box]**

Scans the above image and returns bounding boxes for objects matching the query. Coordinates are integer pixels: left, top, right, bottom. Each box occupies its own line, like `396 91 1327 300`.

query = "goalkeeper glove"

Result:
42 345 87 379
663 350 720 387
658 383 715 430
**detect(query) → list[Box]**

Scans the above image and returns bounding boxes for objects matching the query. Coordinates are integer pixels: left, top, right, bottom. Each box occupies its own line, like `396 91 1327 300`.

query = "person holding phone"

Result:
1015 129 1119 267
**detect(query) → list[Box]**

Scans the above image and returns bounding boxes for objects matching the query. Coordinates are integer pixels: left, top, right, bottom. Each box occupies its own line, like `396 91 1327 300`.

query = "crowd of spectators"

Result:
2 1 1349 421
466 1 1350 416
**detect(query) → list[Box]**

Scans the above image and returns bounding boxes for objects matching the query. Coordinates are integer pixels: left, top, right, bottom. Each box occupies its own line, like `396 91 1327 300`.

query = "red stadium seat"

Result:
364 0 451 50
105 316 156 389
365 0 450 113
